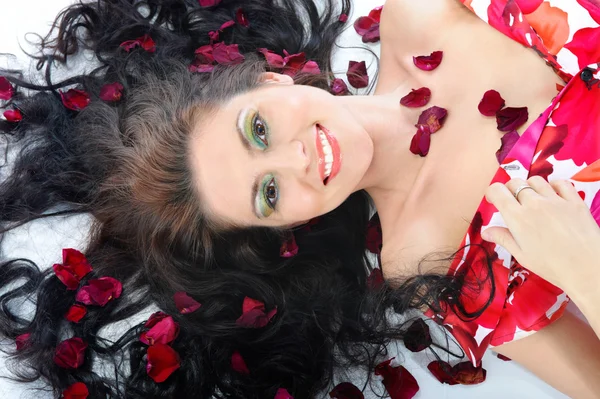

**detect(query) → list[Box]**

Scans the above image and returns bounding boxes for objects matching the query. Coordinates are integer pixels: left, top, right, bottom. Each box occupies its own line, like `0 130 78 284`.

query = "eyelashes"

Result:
256 174 278 218
244 110 269 149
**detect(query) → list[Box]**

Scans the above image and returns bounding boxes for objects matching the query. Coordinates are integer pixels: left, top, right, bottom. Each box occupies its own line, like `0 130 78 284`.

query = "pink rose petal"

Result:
339 14 348 23
274 388 294 399
173 291 202 314
353 16 378 36
189 63 215 73
258 48 285 68
0 77 14 100
15 333 31 351
413 51 443 71
99 82 124 102
198 0 221 6
212 42 245 66
231 351 250 374
300 60 321 75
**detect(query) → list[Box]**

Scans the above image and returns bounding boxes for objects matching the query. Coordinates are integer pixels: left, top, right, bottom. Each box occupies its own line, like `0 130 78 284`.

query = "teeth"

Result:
318 128 334 180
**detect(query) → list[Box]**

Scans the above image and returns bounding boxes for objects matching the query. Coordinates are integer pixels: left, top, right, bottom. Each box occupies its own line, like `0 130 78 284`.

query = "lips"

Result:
315 124 341 185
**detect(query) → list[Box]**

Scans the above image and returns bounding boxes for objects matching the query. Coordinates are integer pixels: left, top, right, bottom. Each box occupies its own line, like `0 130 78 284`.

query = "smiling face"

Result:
188 73 374 228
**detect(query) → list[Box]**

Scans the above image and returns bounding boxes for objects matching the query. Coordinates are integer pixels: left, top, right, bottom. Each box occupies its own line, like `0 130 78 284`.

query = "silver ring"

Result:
513 185 534 201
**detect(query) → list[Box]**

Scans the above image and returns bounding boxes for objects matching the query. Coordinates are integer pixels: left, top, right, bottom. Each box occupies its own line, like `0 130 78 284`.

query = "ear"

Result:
259 72 294 85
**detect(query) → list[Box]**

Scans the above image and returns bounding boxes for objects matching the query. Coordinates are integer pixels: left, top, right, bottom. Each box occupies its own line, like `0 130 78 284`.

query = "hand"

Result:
482 176 600 294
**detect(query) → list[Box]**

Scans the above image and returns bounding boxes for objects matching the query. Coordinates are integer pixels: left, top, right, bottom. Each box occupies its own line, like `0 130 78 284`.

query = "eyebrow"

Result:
236 108 261 219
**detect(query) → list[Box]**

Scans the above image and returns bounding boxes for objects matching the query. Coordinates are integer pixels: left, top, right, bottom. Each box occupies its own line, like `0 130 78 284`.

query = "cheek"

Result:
285 186 324 219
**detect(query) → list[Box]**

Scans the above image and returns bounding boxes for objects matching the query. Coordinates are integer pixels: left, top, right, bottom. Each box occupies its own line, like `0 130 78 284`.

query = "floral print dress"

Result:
426 0 600 367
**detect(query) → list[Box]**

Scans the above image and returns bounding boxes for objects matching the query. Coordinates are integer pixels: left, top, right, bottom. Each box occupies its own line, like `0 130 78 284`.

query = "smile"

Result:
315 124 341 185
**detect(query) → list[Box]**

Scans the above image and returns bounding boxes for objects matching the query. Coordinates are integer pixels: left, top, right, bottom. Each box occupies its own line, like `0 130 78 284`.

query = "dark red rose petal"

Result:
231 350 250 374
213 42 245 66
146 344 181 383
409 125 432 157
258 48 285 68
0 77 14 100
362 24 381 43
339 14 348 23
354 16 378 36
99 82 124 102
65 304 87 323
400 87 431 108
236 296 277 328
3 109 22 122
496 107 528 132
62 382 89 399
367 268 384 290
194 44 215 63
198 0 221 6
300 60 321 75
374 358 420 399
427 361 458 385
54 337 87 369
209 30 220 42
556 83 565 92
144 312 169 328
330 78 349 96
119 34 156 53
347 61 369 89
478 90 505 116
366 213 382 255
60 89 91 111
497 353 512 361
236 8 250 27
403 319 432 352
280 234 299 258
274 389 294 399
140 315 179 345
413 51 443 71
495 130 520 163
189 63 215 73
368 6 383 21
15 333 31 351
329 382 364 399
282 51 306 76
75 277 122 307
173 292 201 314
452 362 487 385
52 248 93 290
416 106 448 133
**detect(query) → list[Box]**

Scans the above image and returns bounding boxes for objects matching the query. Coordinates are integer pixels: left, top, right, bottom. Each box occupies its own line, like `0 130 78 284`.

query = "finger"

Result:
481 226 524 260
505 178 538 203
485 182 521 215
527 176 557 198
550 179 582 202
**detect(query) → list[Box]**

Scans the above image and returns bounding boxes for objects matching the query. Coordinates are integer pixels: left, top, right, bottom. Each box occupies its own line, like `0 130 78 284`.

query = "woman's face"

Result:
189 73 373 228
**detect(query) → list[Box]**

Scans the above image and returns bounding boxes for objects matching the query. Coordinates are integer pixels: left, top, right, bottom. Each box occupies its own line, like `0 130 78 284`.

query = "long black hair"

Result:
0 0 491 397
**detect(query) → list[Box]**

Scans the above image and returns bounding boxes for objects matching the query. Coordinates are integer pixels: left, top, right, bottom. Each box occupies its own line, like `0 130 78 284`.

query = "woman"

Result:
0 0 599 398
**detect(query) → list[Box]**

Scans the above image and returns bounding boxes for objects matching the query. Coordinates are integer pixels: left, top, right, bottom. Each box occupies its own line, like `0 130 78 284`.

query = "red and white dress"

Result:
426 0 600 366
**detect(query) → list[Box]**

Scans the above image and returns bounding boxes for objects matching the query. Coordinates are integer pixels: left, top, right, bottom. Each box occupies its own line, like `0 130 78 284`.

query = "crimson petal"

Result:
282 51 306 76
60 89 91 111
231 350 250 374
497 353 512 361
416 106 448 133
330 79 349 96
52 248 93 290
400 87 431 108
120 35 155 53
413 51 443 71
65 304 87 323
362 24 381 43
366 213 382 255
62 382 89 399
403 319 432 352
329 382 364 399
0 77 14 100
258 48 285 68
280 234 299 258
99 82 124 102
274 388 294 399
367 268 384 290
209 31 220 42
478 90 505 116
75 277 122 307
189 63 215 73
140 315 179 345
146 344 181 383
3 109 23 122
354 16 378 36
427 361 458 385
220 20 235 30
496 107 528 132
194 44 214 63
368 6 383 22
409 125 432 157
495 130 520 163
374 358 420 399
346 61 369 89
452 362 487 385
300 60 321 75
236 296 277 328
236 8 250 27
213 43 245 66
15 333 31 351
54 337 87 369
173 292 201 314
339 14 348 23
198 0 221 6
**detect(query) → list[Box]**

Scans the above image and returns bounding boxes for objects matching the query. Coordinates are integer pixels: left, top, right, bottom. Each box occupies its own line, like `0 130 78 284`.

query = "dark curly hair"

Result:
0 0 493 397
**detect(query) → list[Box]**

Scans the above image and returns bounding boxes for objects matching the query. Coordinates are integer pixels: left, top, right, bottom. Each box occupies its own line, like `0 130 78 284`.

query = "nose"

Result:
265 139 310 178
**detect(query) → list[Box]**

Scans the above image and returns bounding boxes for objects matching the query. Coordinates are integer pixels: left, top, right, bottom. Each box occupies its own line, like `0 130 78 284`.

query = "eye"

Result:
257 175 278 218
253 115 268 147
242 109 270 150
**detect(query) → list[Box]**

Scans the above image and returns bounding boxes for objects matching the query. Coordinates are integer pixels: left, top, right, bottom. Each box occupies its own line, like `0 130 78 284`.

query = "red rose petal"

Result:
368 6 383 22
231 350 250 374
52 248 93 290
236 297 277 328
75 277 122 307
400 87 431 108
282 51 306 76
146 344 181 383
119 35 155 53
280 234 299 258
330 78 349 96
496 107 528 132
195 44 214 63
478 90 505 116
140 315 179 345
99 82 124 102
236 8 250 27
339 14 348 23
346 61 369 89
556 83 565 92
213 42 245 66
374 358 420 399
353 16 378 36
54 337 87 369
189 63 215 73
497 353 512 361
220 20 235 31
258 48 285 68
413 51 443 71
362 24 381 43
300 60 321 75
452 362 487 385
495 130 520 163
366 213 382 255
427 361 458 385
3 109 23 122
329 382 364 399
144 312 169 328
15 333 31 351
403 319 432 352
409 125 432 157
416 106 448 134
60 89 91 111
209 30 220 42
242 297 265 314
62 382 89 399
367 268 384 290
198 0 221 6
173 292 202 314
0 77 14 100
65 304 87 323
274 388 294 399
